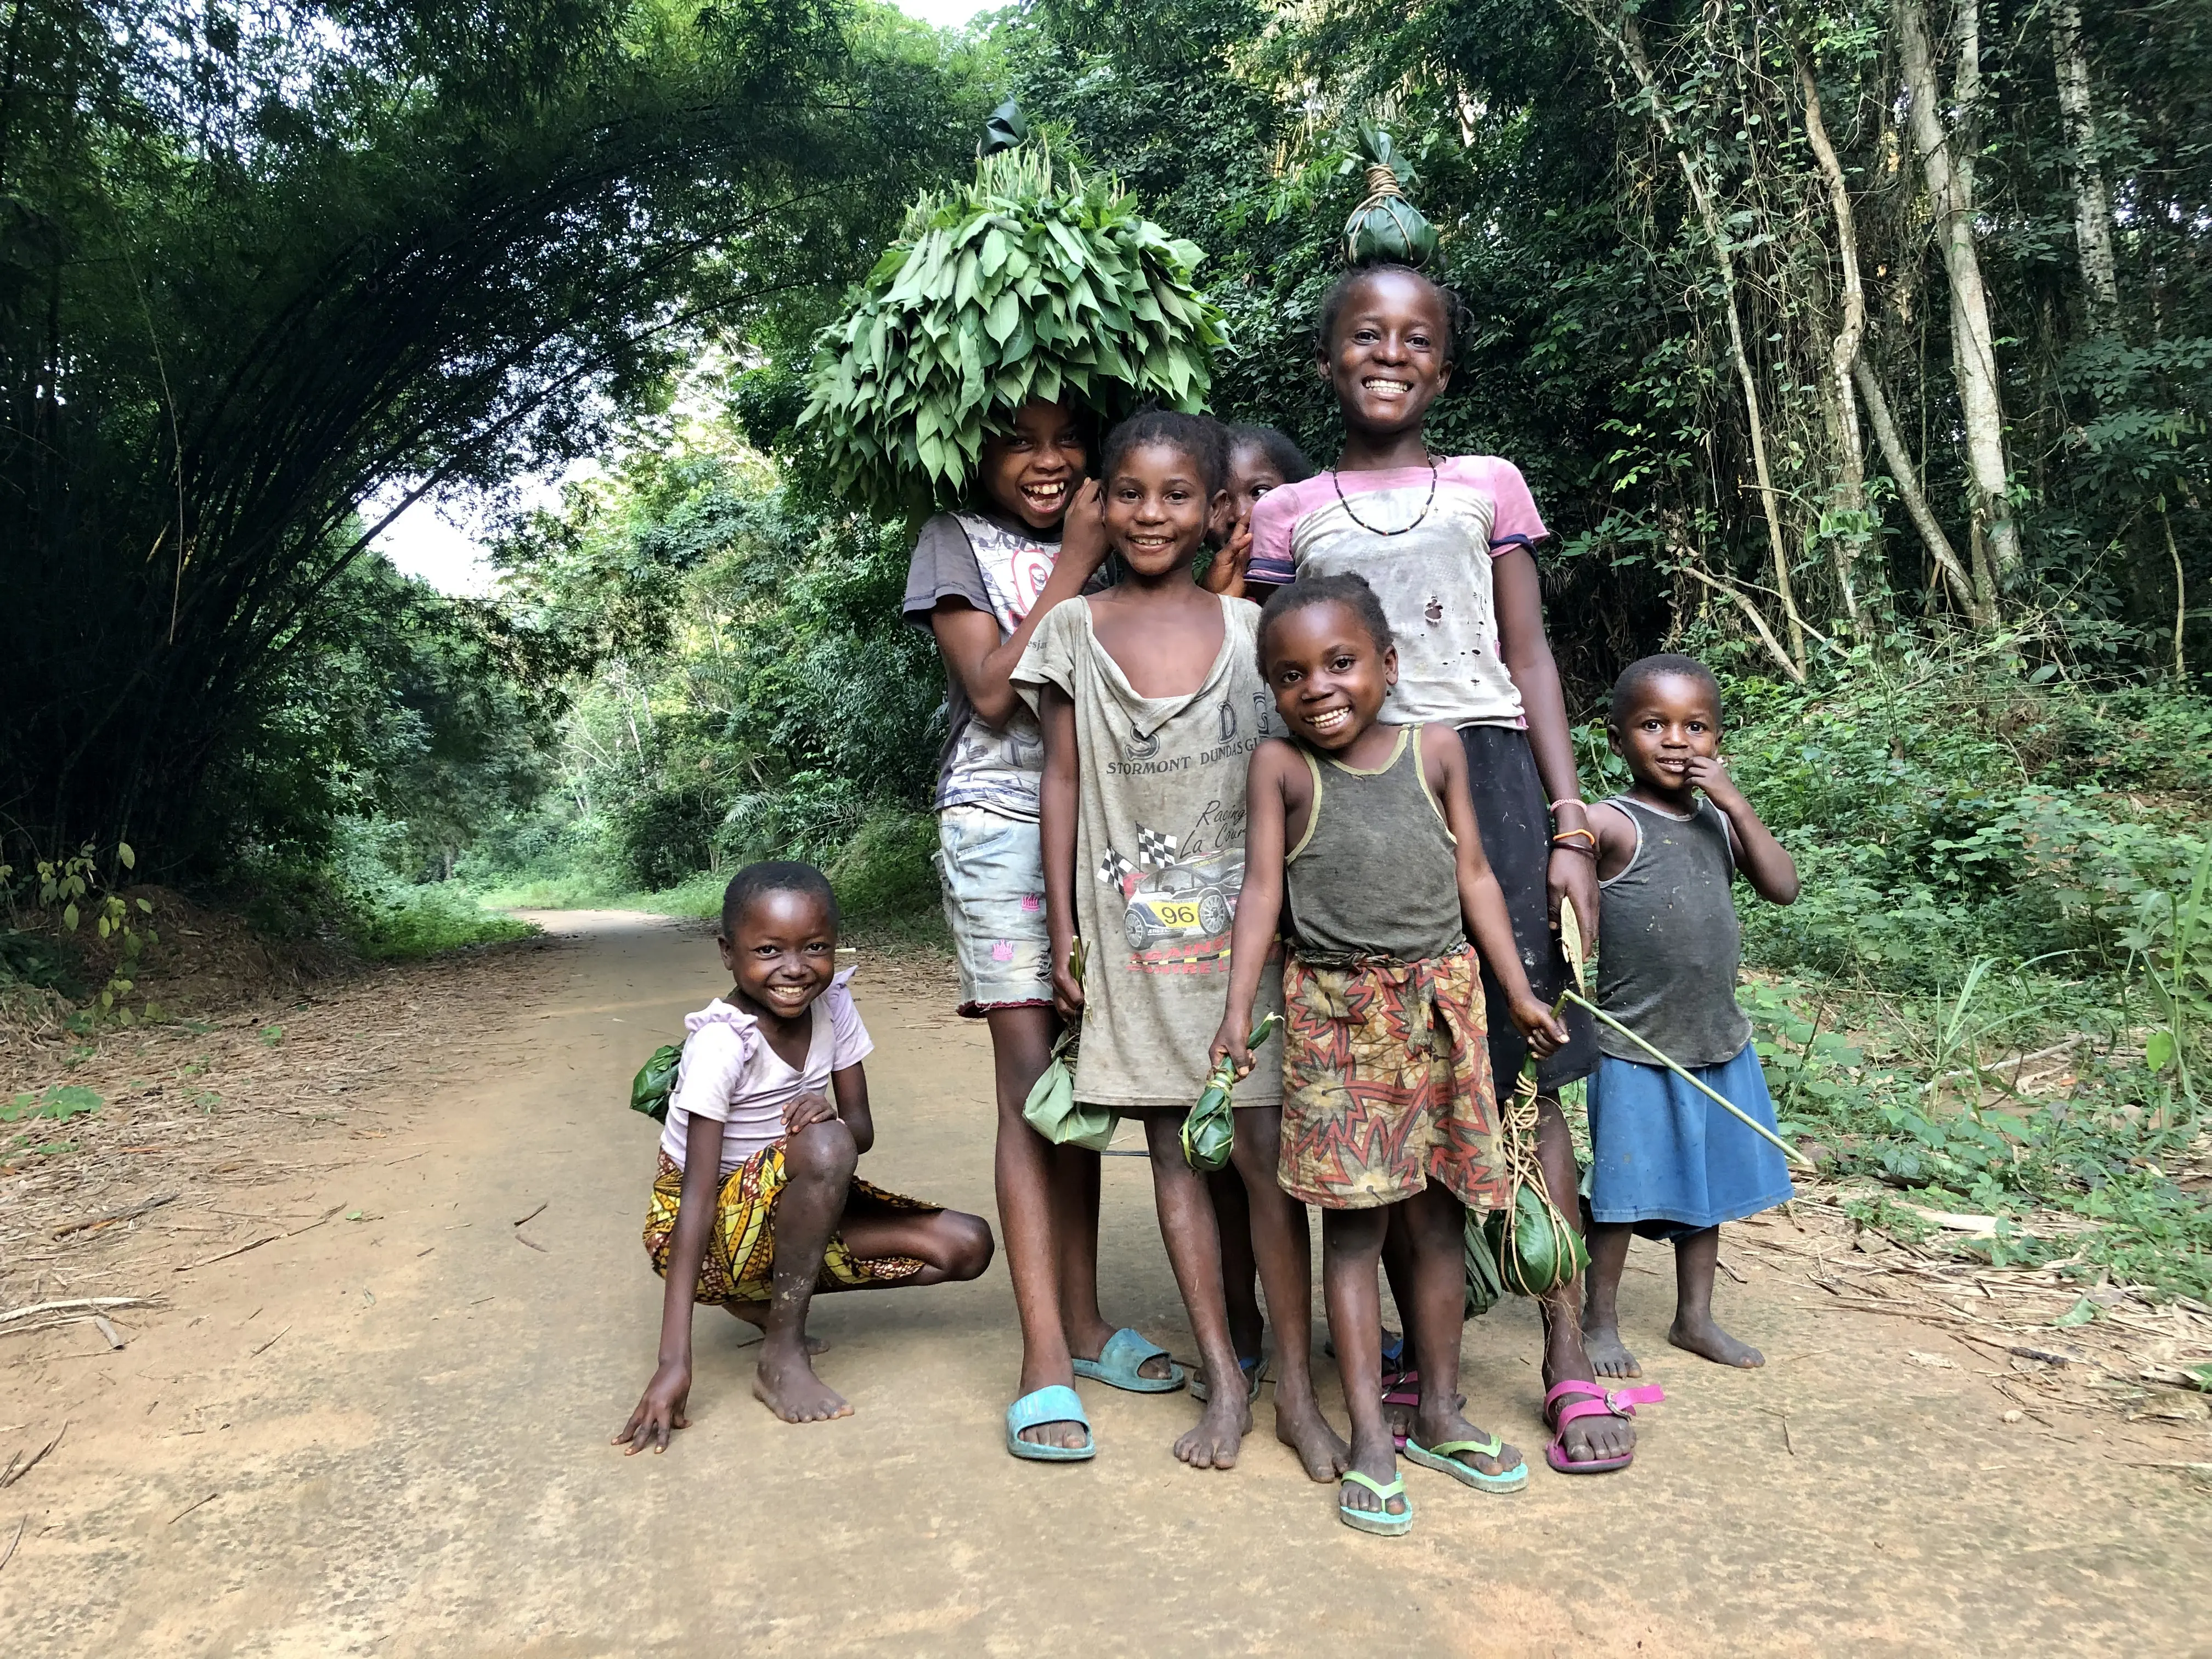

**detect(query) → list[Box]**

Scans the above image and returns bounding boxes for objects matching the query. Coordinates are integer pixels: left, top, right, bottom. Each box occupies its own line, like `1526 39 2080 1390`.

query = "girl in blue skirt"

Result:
1581 654 1800 1376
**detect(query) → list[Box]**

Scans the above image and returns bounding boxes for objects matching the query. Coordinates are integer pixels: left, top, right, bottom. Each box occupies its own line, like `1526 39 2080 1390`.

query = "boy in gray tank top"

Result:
1581 654 1801 1383
1213 572 1566 1536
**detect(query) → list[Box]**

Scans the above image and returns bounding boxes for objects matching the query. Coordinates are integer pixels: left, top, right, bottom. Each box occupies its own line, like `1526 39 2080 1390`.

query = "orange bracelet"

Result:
1550 827 1598 854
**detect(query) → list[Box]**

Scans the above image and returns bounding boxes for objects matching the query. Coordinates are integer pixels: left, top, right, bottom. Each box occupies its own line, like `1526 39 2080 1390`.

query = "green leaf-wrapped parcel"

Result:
801 138 1227 519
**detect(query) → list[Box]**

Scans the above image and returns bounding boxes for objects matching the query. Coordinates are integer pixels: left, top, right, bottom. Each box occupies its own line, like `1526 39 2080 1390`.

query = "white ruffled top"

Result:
658 968 873 1176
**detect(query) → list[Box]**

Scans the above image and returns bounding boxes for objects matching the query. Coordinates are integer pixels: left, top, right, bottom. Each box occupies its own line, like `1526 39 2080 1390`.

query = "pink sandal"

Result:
1381 1370 1420 1452
1543 1379 1663 1474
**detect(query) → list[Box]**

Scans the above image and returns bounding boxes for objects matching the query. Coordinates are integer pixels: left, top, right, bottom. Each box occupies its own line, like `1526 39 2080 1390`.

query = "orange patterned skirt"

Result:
642 1147 935 1304
1277 946 1506 1211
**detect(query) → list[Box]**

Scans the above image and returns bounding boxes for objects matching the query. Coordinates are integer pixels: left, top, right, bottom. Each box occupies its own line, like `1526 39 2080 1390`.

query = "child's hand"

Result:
1208 1017 1253 1079
783 1090 838 1135
1051 952 1085 1023
1510 994 1570 1059
614 1358 691 1455
1684 753 1746 813
1059 479 1110 577
1201 523 1252 598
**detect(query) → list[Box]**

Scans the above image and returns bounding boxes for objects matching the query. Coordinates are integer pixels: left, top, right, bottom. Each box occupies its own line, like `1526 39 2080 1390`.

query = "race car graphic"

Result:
1121 854 1240 951
1096 826 1242 961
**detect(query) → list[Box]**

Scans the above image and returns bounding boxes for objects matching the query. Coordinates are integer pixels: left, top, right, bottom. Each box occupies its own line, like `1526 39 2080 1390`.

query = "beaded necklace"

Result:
1329 455 1438 538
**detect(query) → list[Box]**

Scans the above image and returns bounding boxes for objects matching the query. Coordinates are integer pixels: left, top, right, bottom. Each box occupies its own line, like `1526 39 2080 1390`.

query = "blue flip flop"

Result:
1403 1431 1530 1494
1071 1327 1187 1393
1338 1469 1413 1536
1005 1385 1096 1462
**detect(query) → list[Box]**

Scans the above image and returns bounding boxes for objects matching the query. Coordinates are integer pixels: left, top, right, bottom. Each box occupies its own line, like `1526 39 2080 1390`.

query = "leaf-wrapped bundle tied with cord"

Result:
1182 1013 1283 1172
1340 123 1438 269
802 105 1226 520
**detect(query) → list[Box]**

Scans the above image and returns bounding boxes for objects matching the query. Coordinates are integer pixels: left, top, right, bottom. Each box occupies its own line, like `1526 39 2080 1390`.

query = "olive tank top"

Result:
1283 725 1466 963
1593 794 1753 1068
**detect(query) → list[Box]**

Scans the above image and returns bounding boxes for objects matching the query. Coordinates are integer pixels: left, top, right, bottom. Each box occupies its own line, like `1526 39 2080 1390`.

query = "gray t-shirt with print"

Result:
902 510 1063 820
1013 596 1286 1109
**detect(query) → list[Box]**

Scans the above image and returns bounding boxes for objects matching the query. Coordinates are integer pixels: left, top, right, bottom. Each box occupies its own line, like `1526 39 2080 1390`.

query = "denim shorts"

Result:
934 804 1054 1017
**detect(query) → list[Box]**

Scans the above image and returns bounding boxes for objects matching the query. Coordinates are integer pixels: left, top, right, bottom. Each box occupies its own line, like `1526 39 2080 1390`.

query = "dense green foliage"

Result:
1 0 984 875
803 134 1226 516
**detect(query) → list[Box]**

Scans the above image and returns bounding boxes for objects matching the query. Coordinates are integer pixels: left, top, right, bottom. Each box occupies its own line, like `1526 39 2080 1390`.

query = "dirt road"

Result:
3 911 2208 1656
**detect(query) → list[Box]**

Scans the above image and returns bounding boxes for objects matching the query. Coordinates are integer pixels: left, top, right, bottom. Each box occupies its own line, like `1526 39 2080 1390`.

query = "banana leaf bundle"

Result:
1483 1158 1590 1296
1340 122 1438 269
630 1042 683 1123
1023 939 1117 1152
1182 1013 1283 1172
802 105 1226 519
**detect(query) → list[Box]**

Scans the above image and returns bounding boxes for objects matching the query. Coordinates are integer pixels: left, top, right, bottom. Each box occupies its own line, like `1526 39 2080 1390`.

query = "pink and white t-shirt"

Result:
658 969 875 1176
1246 455 1548 730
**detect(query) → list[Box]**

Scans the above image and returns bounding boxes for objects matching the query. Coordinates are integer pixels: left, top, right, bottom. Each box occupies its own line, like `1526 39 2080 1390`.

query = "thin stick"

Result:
53 1193 179 1238
0 1297 151 1325
1561 991 1815 1168
0 1421 66 1490
0 1513 22 1573
249 1325 290 1358
173 1234 280 1273
512 1201 548 1228
167 1492 218 1525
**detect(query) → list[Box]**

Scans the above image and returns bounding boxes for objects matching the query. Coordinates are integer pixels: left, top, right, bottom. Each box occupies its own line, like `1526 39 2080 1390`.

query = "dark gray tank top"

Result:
1593 795 1752 1068
1284 725 1466 963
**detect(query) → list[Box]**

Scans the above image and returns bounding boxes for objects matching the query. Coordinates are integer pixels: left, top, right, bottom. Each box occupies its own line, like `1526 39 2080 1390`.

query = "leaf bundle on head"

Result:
1340 122 1438 269
801 133 1226 518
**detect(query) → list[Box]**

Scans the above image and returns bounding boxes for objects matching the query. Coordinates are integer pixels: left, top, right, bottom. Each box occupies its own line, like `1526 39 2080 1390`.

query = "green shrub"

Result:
347 883 539 961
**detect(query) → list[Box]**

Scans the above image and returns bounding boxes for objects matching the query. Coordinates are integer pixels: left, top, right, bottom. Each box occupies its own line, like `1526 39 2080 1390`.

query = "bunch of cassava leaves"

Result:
801 131 1225 518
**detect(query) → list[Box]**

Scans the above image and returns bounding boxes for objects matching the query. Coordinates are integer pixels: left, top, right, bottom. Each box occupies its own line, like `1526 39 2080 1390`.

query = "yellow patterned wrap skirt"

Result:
642 1147 935 1304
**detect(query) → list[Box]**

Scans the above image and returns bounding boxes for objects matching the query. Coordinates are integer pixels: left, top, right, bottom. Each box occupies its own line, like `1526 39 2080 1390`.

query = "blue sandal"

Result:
1005 1385 1096 1462
1338 1469 1413 1536
1403 1431 1529 1493
1071 1327 1186 1393
1190 1353 1263 1404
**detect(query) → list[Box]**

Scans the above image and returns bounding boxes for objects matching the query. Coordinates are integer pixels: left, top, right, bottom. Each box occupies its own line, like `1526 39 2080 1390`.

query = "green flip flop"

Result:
1403 1432 1529 1493
1071 1327 1187 1393
1338 1469 1413 1536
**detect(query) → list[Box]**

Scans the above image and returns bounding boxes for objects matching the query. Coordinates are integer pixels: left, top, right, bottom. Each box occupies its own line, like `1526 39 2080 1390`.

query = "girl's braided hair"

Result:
1101 408 1229 496
1313 262 1475 368
1255 571 1396 672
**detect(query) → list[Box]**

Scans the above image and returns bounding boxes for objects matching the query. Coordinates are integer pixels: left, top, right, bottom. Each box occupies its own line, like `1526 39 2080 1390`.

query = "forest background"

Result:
3 0 2209 1299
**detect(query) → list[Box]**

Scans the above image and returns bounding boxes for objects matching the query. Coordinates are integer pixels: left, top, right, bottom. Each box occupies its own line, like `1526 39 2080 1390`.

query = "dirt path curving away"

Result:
3 911 2208 1656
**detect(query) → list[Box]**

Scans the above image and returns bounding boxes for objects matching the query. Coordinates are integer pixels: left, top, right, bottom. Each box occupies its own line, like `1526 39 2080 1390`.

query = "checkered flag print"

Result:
1133 826 1178 868
1096 848 1136 889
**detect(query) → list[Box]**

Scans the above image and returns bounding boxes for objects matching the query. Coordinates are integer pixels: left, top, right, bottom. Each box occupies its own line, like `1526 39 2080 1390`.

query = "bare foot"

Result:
753 1345 852 1423
1174 1391 1251 1469
725 1301 827 1355
1338 1432 1406 1522
1669 1311 1764 1368
1584 1318 1643 1378
1273 1393 1350 1481
1410 1398 1523 1482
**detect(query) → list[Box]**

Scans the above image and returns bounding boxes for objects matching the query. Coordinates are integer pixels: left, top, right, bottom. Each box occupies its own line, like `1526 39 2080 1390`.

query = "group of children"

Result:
614 259 1803 1536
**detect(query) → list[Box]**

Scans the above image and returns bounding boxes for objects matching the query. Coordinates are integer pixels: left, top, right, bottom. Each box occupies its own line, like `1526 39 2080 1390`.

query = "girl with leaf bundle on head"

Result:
1234 121 1647 1477
807 103 1228 1462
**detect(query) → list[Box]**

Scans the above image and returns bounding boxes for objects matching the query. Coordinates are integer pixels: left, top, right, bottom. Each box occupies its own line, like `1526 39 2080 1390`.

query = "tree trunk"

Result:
1796 52 1870 625
2050 0 2120 333
1852 355 1985 623
1896 0 2019 588
1604 8 1807 669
